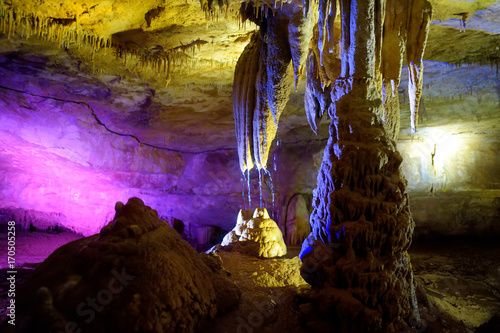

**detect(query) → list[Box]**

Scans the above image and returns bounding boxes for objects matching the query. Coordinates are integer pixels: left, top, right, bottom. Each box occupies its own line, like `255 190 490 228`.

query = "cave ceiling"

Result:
0 0 499 151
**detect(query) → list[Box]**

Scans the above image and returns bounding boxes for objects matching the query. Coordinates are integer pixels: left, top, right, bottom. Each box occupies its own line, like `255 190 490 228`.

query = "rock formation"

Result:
233 0 432 331
0 0 497 244
221 207 287 258
233 1 313 172
297 0 430 331
285 193 311 246
13 197 240 333
234 0 432 173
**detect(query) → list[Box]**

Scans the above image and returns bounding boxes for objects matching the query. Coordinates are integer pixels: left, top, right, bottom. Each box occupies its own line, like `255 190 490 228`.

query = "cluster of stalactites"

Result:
241 0 295 15
0 6 213 82
233 0 315 172
116 39 210 82
200 0 229 21
303 0 432 135
0 6 110 52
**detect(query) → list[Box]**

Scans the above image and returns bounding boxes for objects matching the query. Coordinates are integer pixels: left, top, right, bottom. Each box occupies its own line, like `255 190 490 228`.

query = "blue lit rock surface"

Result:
296 0 431 331
13 197 240 333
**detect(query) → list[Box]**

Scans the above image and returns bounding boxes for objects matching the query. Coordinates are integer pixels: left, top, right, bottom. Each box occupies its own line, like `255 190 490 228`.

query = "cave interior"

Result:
0 0 499 332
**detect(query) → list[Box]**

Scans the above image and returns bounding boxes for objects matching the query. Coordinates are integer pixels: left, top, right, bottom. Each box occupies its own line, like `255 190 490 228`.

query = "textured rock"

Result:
14 197 240 333
296 0 430 331
221 208 287 258
397 61 500 238
0 0 499 242
234 1 308 172
304 48 333 135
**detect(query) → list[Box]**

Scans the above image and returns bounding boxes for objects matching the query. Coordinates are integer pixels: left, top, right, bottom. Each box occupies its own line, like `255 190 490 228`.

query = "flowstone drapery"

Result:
234 0 431 173
233 1 314 172
233 0 432 331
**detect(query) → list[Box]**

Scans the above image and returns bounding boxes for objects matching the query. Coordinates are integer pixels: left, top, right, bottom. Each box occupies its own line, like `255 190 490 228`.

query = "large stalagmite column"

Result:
300 0 420 331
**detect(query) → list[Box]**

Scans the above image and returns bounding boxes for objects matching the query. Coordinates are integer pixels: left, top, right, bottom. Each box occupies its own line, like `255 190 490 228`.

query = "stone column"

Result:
300 0 419 331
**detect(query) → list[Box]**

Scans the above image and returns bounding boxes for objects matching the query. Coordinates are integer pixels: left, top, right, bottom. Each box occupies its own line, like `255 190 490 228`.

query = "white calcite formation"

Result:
221 208 287 258
14 197 240 333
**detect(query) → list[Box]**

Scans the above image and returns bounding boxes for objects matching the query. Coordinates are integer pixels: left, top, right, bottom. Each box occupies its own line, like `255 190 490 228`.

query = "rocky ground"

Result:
1 230 499 332
409 239 500 332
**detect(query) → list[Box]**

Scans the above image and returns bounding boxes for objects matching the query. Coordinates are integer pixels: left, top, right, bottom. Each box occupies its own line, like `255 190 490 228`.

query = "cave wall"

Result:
0 79 243 236
397 61 500 238
0 41 321 243
0 43 498 241
0 43 243 238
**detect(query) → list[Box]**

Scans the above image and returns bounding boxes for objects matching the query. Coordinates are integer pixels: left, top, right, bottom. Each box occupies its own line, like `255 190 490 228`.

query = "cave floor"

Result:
0 230 499 332
409 239 500 332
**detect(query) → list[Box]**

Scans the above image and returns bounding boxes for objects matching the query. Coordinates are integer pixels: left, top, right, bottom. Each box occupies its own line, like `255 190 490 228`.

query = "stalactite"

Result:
234 1 311 172
0 6 208 83
252 48 276 170
406 0 432 133
304 50 331 134
317 0 328 65
200 0 229 21
288 1 315 90
326 0 336 53
382 79 401 141
264 6 293 124
233 32 261 172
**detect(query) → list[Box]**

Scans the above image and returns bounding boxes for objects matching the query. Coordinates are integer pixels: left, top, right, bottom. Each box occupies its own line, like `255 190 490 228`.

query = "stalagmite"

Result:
14 198 240 332
221 208 287 258
285 0 432 331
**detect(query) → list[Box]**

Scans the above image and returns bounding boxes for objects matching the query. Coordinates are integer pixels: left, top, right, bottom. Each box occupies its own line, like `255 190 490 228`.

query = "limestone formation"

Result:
407 0 433 133
235 0 432 173
233 1 312 172
296 0 430 331
221 208 287 258
232 4 433 328
14 197 240 333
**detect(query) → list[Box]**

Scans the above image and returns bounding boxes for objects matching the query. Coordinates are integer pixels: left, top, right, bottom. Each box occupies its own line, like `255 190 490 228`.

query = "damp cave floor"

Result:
0 230 499 332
